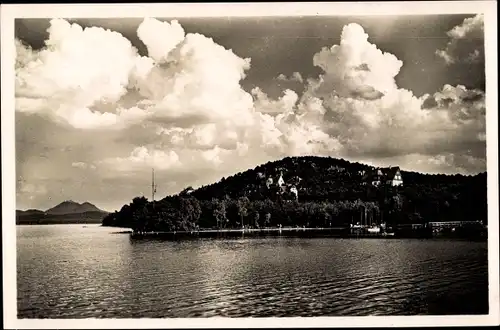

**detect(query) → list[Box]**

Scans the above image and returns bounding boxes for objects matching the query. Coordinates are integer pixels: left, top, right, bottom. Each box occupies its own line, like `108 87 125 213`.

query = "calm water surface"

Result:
17 224 488 318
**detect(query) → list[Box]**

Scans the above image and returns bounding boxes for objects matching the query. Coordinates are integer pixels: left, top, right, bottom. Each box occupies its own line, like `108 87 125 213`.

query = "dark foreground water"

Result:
17 224 488 318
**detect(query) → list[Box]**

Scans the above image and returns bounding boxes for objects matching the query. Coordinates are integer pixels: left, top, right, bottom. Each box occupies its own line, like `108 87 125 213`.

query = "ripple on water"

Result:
17 226 489 318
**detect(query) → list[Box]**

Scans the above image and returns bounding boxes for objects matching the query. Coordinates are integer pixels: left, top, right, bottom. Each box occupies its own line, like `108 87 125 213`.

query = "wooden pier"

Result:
127 221 486 240
129 226 397 240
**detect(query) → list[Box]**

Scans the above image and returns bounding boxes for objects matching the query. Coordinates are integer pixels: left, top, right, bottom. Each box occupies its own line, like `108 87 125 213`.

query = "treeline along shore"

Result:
102 156 488 240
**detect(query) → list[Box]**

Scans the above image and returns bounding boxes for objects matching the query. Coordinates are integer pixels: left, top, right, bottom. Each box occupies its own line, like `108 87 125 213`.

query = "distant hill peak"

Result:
45 201 106 215
16 209 45 215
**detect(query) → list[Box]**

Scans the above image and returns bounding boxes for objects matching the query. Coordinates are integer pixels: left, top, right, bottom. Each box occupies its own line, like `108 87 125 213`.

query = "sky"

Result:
14 14 487 211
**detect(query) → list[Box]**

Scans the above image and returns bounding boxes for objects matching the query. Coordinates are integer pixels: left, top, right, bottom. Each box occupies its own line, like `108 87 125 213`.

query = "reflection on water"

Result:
17 225 488 318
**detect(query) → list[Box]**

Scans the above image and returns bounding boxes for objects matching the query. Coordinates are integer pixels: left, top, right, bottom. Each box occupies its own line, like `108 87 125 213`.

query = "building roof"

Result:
381 166 401 180
363 166 401 181
274 172 284 182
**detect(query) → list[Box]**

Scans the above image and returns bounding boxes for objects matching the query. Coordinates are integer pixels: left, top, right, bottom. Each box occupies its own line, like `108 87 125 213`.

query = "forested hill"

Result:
190 156 486 202
192 156 368 201
103 156 487 231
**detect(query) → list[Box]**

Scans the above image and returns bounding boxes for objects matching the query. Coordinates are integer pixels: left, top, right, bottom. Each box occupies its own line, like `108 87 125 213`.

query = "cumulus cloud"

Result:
100 146 180 172
15 18 255 130
131 31 254 127
417 152 486 175
359 152 487 176
71 161 96 170
422 84 485 123
15 19 151 129
311 23 402 100
299 23 486 163
436 14 484 65
156 123 240 150
13 18 344 165
277 72 304 83
136 18 185 63
97 17 342 173
252 87 299 114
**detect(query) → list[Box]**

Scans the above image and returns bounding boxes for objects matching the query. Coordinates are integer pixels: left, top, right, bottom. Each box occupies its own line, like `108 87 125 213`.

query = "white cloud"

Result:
201 146 228 166
136 18 185 64
436 14 484 65
358 152 486 176
419 152 486 175
277 71 304 83
72 162 86 169
447 14 484 39
252 87 298 114
72 161 88 169
100 146 180 172
299 23 486 162
311 23 402 99
94 18 344 175
15 18 150 129
72 162 97 170
132 29 255 126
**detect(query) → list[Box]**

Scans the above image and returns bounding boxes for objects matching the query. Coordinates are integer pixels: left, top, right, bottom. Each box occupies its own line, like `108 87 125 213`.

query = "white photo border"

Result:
2 1 498 328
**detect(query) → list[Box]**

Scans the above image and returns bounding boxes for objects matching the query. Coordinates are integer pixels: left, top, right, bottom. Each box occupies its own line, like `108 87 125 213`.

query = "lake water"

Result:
17 224 488 318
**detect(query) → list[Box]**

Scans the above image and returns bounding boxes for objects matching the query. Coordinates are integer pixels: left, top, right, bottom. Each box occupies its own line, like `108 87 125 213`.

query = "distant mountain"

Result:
46 200 105 215
16 201 108 225
16 209 45 216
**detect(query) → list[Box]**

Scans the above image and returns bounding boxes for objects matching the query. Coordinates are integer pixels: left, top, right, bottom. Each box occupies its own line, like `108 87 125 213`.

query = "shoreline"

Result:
16 221 103 225
126 227 487 241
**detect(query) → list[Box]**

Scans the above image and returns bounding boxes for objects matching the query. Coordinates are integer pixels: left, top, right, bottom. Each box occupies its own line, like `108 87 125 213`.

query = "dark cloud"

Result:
422 95 438 109
461 90 484 103
354 63 370 72
441 97 454 107
349 85 384 101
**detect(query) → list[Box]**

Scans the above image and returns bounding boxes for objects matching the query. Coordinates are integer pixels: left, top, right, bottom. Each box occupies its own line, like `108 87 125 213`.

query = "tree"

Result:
178 197 202 231
212 199 227 229
253 211 260 228
392 194 404 212
264 212 271 227
179 186 194 196
129 196 149 232
237 197 250 228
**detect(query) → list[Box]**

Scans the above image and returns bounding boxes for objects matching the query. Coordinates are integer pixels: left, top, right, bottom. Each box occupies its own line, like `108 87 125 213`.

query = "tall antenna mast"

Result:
152 168 157 205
